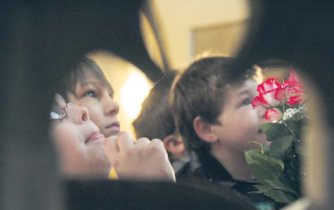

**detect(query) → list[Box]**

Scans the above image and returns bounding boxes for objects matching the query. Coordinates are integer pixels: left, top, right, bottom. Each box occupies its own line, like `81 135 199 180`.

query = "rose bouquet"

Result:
245 70 307 204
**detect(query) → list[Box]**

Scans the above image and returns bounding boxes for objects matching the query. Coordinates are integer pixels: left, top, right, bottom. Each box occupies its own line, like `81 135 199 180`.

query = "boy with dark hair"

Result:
133 71 189 175
170 56 276 209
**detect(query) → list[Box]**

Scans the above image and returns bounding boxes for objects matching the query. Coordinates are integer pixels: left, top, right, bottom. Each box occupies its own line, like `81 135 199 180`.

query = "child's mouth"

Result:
85 132 104 144
105 122 120 133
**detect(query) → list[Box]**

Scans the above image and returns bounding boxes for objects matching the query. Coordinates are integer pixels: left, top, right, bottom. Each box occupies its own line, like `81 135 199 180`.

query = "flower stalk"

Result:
246 69 306 204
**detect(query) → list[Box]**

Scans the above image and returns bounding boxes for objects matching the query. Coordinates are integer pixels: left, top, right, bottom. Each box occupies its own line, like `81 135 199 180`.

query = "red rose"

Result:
283 70 304 106
252 78 286 108
264 108 283 122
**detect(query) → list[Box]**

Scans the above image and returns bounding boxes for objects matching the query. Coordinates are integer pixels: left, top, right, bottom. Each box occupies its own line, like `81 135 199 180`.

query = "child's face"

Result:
50 95 110 178
213 79 269 152
68 71 120 138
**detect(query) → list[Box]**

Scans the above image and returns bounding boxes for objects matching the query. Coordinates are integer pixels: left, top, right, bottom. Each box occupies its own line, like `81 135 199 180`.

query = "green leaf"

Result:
269 134 295 158
247 141 270 155
245 150 284 181
245 150 299 203
284 119 303 136
253 184 297 204
261 123 291 141
265 178 297 195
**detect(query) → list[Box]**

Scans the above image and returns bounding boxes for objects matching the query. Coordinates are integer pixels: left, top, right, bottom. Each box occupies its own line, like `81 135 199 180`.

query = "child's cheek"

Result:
55 122 81 143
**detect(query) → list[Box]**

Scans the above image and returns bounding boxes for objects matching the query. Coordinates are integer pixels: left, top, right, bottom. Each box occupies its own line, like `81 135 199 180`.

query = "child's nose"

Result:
79 106 89 122
67 105 90 124
104 96 119 115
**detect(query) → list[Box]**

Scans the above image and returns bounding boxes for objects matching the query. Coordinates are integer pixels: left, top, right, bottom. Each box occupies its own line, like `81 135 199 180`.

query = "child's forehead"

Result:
224 79 257 95
80 69 103 82
77 70 113 91
78 74 103 86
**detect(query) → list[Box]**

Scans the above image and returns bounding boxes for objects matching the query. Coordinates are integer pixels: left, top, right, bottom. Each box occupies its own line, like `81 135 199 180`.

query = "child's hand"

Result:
104 131 175 182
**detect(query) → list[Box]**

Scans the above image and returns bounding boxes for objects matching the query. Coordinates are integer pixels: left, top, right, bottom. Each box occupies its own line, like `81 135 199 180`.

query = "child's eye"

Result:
84 90 97 98
241 98 251 106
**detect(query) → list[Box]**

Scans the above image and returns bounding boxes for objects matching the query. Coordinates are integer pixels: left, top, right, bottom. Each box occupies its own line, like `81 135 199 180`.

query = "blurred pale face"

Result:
50 95 110 178
67 70 120 138
212 79 269 152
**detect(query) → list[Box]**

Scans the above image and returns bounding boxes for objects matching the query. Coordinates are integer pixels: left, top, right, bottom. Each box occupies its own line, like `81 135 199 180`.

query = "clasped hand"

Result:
104 132 176 182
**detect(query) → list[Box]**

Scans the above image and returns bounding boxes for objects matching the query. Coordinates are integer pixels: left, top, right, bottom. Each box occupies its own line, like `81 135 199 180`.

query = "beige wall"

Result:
153 0 249 69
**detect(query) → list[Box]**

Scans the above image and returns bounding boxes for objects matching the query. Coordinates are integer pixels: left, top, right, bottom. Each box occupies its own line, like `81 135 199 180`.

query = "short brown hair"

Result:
133 71 177 140
170 56 255 152
56 56 113 101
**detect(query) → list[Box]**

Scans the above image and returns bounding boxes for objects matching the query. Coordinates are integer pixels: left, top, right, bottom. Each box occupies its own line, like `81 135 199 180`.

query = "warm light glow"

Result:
120 71 152 119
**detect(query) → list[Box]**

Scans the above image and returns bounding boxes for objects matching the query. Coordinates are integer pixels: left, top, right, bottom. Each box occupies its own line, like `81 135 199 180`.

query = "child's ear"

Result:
163 134 185 158
193 116 218 143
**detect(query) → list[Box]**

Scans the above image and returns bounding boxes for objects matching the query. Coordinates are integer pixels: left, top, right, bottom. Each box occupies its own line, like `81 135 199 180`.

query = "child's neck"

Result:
210 143 253 181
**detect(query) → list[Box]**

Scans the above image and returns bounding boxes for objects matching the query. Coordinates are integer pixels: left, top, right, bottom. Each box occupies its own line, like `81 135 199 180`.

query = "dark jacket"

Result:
176 150 280 210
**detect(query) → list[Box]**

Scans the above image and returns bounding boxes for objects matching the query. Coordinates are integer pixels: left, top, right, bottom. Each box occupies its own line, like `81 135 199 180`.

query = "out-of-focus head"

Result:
133 71 185 161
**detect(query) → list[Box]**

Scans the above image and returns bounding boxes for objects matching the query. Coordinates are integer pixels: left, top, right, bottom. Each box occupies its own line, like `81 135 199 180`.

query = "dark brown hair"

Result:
56 56 113 101
170 56 255 152
133 71 177 140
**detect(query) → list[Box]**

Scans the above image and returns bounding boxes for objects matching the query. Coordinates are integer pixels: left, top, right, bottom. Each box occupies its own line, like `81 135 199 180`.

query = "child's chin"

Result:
104 129 120 138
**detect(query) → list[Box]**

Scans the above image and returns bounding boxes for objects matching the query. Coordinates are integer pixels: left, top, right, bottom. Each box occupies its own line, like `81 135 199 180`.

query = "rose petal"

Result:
265 108 283 122
274 86 287 102
287 95 303 106
252 95 269 108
